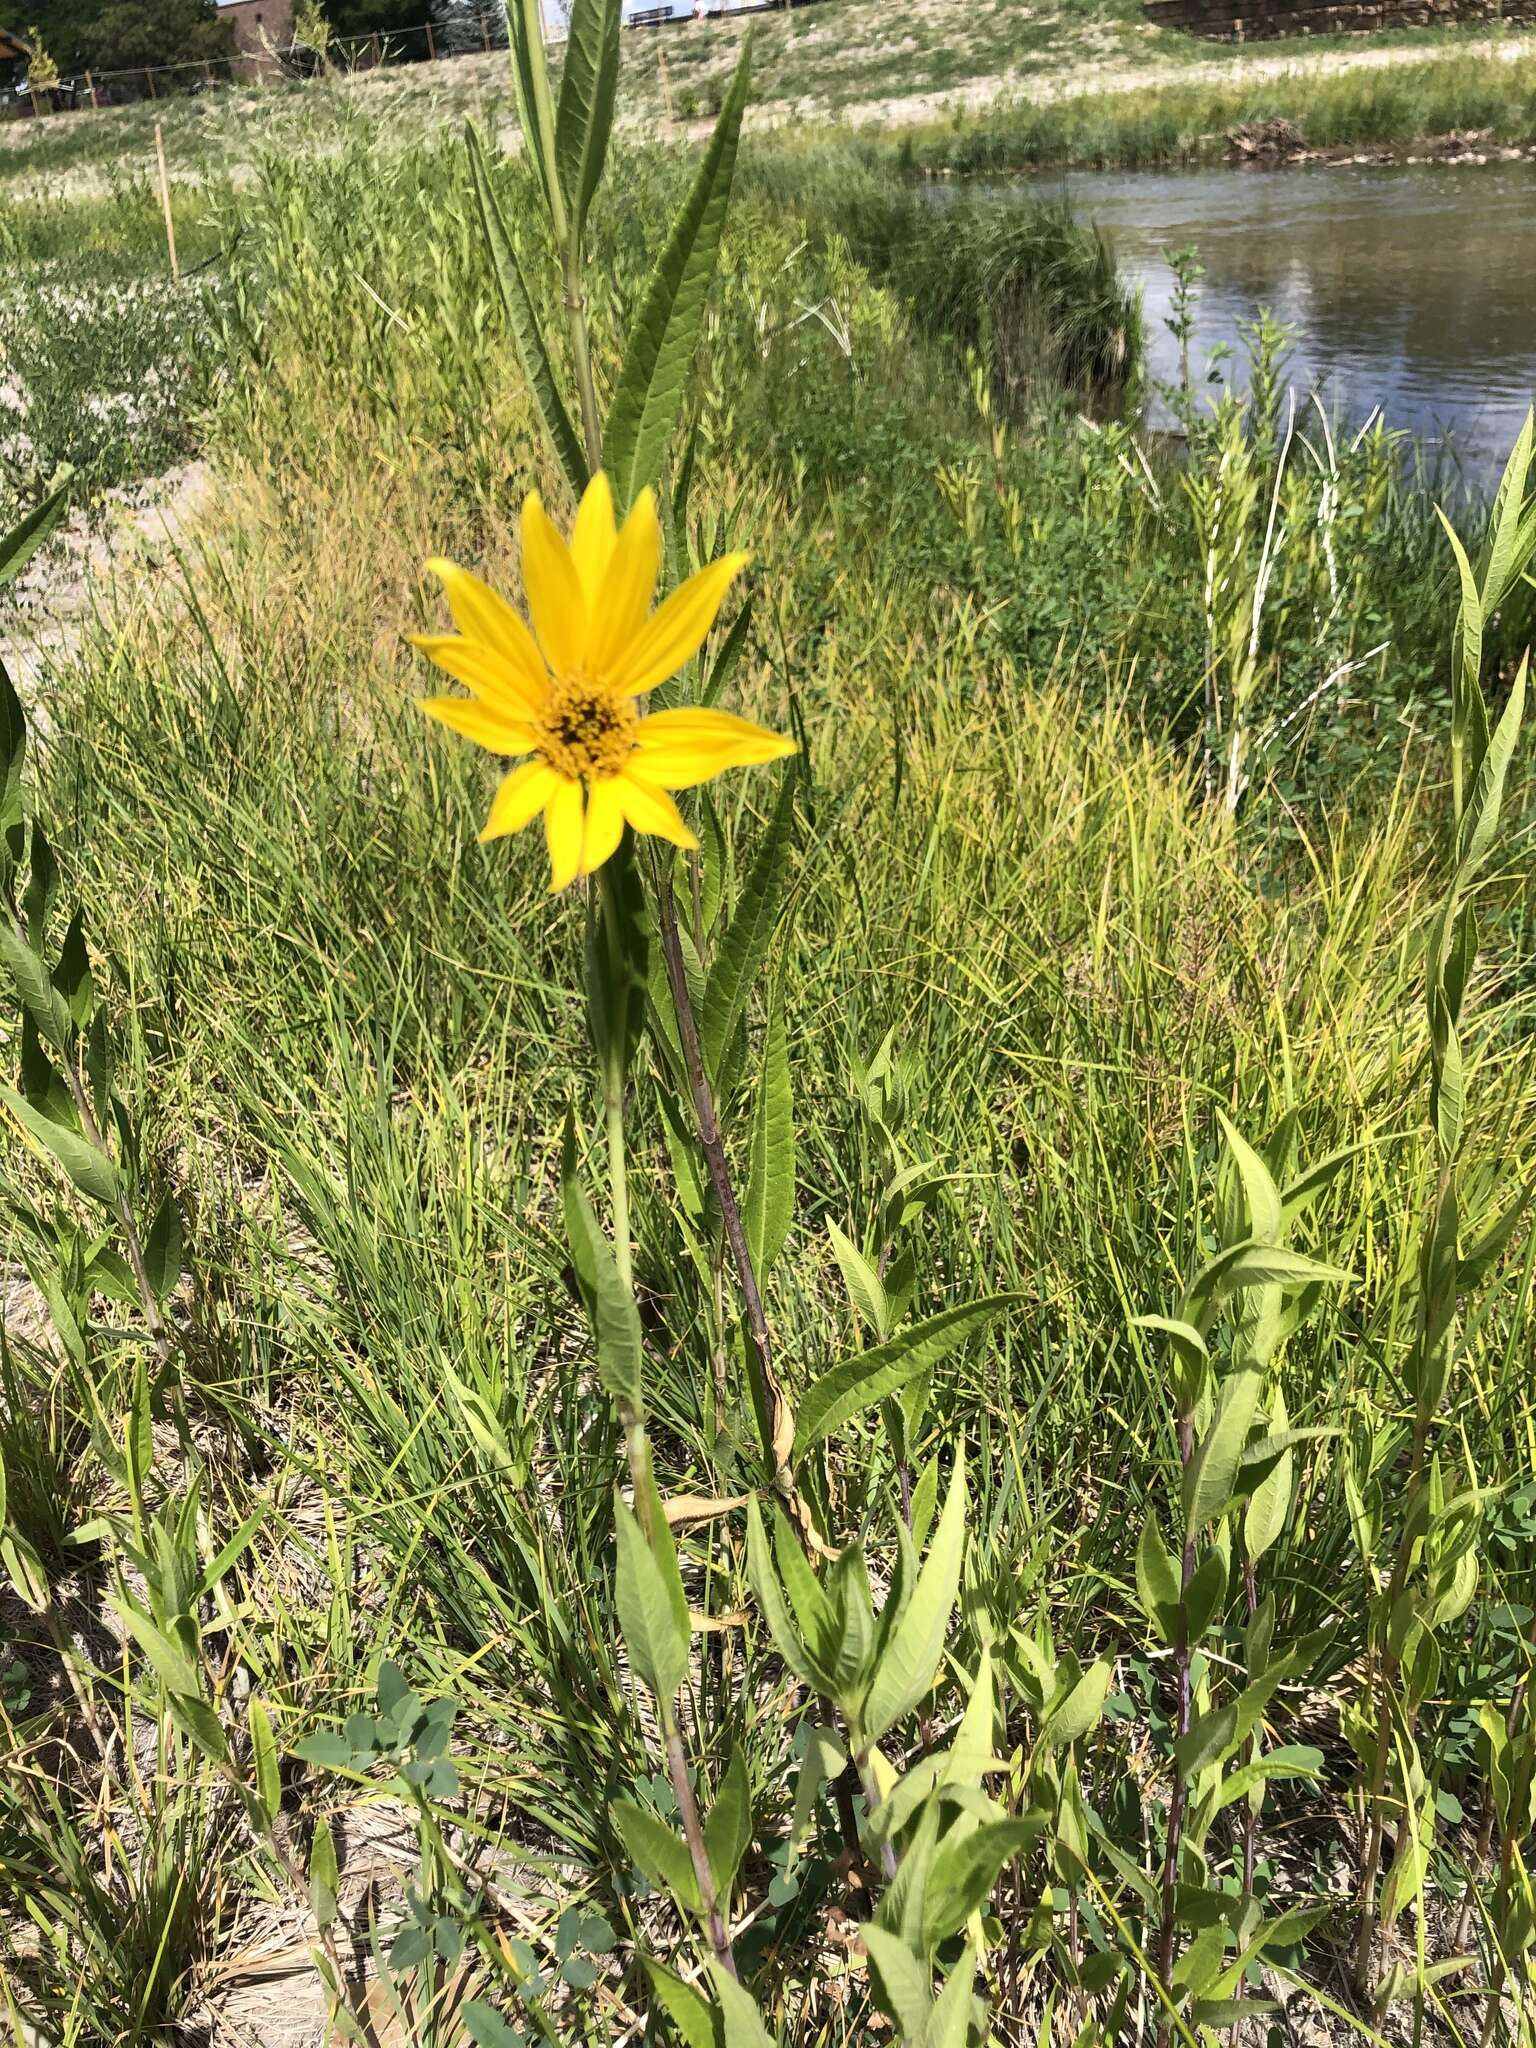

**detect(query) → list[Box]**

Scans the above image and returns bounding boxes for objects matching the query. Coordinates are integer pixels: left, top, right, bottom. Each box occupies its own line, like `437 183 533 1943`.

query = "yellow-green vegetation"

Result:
4 12 1536 2048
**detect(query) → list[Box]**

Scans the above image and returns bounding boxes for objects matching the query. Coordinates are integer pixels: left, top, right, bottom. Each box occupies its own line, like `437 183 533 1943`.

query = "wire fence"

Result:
1 0 783 118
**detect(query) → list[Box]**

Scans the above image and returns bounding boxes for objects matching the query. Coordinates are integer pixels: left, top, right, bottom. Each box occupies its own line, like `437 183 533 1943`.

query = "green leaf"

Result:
862 1925 934 2041
144 1193 184 1305
249 1698 281 1824
640 1959 720 2048
613 1488 689 1703
169 1689 229 1764
710 1969 776 2048
562 1121 644 1411
1184 1543 1229 1643
463 2001 525 2048
925 1818 1037 1950
744 1495 828 1692
1183 1367 1264 1538
0 920 74 1049
862 1450 967 1744
2 1528 48 1612
701 588 755 709
1040 1656 1113 1753
1457 649 1526 881
1184 1243 1348 1332
605 40 751 511
1135 1515 1181 1641
703 1745 751 1898
310 1816 339 1929
0 472 72 591
744 991 793 1281
827 1219 887 1338
54 908 93 1028
1243 1386 1292 1563
794 1297 1017 1460
0 1081 121 1208
465 125 588 500
1209 1744 1324 1811
1215 1112 1281 1244
503 0 562 228
700 776 791 1081
116 1596 200 1698
0 659 24 836
612 1797 701 1913
554 0 620 245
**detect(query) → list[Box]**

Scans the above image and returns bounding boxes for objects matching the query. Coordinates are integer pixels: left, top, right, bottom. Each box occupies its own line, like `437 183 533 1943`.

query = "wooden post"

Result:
424 17 436 57
370 29 382 64
154 122 180 282
480 10 491 48
145 65 157 97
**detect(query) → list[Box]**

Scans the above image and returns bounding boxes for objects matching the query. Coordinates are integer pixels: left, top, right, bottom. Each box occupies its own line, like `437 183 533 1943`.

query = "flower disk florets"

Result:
540 677 637 782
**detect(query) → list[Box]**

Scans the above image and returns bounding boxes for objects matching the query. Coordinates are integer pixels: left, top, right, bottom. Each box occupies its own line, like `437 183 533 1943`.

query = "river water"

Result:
1047 159 1536 483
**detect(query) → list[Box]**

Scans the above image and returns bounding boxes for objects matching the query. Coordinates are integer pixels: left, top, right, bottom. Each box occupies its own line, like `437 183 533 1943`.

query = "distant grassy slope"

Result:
0 0 1532 200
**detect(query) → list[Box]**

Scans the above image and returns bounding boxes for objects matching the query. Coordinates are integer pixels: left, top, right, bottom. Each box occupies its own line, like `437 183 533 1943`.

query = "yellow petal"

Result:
581 779 626 874
409 634 547 721
417 695 537 756
611 552 750 696
569 473 617 609
632 706 796 789
480 759 559 842
588 488 661 676
543 775 586 890
423 562 549 709
520 493 587 678
614 770 700 851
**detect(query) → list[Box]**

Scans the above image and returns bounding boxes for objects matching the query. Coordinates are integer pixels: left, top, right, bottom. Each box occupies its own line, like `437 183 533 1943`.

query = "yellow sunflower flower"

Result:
411 474 795 891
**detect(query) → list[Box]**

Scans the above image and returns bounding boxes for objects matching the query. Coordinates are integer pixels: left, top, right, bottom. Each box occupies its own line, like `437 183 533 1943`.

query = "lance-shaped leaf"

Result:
504 0 562 227
744 1494 830 1691
794 1297 1017 1460
613 1797 701 1912
1457 651 1526 883
744 989 793 1279
861 1449 966 1744
613 1481 690 1704
605 40 751 512
466 125 588 500
0 1082 120 1208
1184 1366 1264 1538
703 1744 752 1897
0 471 72 592
711 1970 777 2048
249 1697 281 1826
0 921 74 1049
555 0 620 247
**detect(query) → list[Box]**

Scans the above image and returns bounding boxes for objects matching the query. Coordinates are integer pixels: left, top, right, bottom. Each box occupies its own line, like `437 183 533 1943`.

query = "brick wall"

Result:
218 0 295 75
1145 0 1536 40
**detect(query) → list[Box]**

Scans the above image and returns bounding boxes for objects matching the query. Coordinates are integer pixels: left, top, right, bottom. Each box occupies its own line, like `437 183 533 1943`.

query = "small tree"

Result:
292 0 333 67
25 24 59 112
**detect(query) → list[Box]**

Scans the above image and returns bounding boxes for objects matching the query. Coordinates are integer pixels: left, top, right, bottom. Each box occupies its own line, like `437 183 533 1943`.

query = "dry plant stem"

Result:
1156 1409 1197 2048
